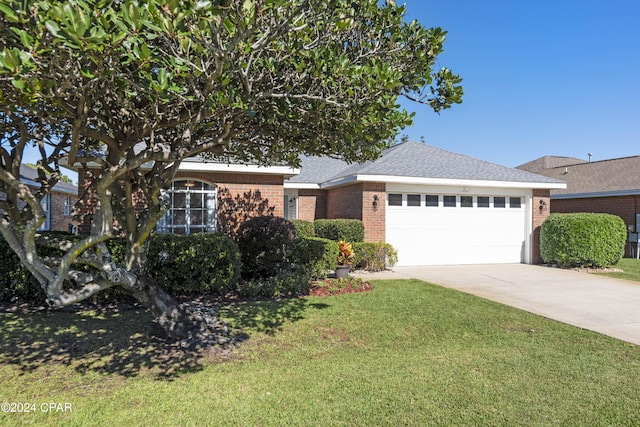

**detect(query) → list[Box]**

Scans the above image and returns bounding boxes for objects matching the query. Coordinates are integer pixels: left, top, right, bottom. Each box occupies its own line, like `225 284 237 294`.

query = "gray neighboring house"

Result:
1 165 78 232
285 141 565 266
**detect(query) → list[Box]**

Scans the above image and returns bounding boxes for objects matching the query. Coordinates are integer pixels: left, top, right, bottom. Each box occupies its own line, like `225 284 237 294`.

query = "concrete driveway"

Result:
355 264 640 346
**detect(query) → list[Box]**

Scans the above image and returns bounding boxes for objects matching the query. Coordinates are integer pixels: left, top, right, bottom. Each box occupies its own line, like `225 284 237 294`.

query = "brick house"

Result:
517 154 640 256
76 141 564 266
4 165 78 232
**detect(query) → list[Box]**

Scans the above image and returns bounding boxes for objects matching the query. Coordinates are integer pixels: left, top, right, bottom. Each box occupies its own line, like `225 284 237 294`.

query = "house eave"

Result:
283 182 321 189
178 161 299 177
60 156 299 178
319 174 566 190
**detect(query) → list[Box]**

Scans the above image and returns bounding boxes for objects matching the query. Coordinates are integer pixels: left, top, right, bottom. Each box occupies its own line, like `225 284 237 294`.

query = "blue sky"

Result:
398 0 640 167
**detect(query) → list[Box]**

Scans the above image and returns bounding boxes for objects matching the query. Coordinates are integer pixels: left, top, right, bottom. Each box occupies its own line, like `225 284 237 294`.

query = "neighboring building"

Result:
0 165 78 232
77 141 565 266
517 154 640 256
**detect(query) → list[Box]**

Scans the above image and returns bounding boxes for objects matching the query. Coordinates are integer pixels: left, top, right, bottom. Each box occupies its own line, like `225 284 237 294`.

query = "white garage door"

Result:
386 187 530 266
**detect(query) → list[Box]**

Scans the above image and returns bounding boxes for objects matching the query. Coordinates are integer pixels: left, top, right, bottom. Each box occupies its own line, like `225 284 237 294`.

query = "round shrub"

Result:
236 216 297 279
540 213 627 268
352 242 398 271
314 219 365 242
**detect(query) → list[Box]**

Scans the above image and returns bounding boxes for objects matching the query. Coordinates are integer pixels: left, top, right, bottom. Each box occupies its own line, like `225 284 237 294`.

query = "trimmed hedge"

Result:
314 219 365 242
148 233 241 295
352 242 398 272
0 232 241 301
293 236 338 278
291 219 315 238
540 213 627 268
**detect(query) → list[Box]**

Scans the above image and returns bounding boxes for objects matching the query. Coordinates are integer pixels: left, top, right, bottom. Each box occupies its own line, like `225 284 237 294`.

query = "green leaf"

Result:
44 20 61 38
80 68 94 78
0 3 19 23
223 18 235 34
12 78 25 89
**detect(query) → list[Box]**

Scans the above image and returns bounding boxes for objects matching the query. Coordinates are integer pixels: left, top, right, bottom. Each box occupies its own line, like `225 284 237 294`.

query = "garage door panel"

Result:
386 192 528 266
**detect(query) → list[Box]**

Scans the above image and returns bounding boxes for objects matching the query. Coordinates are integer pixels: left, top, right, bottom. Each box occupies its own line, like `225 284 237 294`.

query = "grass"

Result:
601 257 640 282
1 280 640 426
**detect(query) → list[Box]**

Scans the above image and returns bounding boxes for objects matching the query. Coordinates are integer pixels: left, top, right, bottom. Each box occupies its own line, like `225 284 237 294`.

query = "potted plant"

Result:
336 240 355 279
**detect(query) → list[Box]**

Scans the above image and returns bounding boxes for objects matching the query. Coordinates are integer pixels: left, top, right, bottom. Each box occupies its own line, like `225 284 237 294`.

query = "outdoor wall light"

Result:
539 199 547 209
373 194 379 208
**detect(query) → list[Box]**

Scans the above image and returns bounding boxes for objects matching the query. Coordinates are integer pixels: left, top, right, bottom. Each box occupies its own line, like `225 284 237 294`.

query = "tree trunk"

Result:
128 273 233 349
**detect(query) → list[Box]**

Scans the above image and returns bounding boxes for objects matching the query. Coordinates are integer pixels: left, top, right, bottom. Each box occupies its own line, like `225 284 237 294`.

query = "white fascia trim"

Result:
321 174 567 190
551 189 640 199
179 161 299 176
284 182 321 189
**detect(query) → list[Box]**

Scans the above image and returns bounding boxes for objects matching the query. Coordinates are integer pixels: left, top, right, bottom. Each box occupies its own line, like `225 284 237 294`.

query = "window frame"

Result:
407 194 421 207
388 194 403 206
425 194 439 207
157 180 217 235
443 195 457 207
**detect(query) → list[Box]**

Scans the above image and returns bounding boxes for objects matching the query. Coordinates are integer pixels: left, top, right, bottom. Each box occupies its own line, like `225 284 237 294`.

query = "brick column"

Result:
532 189 551 264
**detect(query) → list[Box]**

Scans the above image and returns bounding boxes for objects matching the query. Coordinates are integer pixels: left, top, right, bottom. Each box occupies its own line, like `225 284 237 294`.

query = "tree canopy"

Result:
0 0 462 345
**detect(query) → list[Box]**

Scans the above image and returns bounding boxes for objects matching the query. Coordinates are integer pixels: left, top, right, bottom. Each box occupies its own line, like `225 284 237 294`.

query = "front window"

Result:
157 180 217 235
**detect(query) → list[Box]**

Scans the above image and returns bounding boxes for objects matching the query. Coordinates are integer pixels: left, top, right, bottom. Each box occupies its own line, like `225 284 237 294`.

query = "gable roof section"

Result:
287 141 565 189
517 155 587 174
518 155 640 198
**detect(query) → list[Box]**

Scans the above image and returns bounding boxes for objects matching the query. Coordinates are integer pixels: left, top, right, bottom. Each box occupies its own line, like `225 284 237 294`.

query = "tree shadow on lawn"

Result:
220 298 329 338
0 297 327 380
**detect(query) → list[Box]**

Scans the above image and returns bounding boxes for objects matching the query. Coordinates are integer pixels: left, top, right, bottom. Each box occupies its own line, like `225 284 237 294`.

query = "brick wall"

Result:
175 171 285 217
532 189 551 264
49 191 77 232
325 182 386 243
298 189 327 221
552 194 640 256
361 182 385 242
327 184 363 219
77 169 285 234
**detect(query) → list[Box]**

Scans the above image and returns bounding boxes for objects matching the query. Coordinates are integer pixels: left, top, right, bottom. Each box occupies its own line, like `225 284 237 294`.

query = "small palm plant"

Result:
337 240 355 266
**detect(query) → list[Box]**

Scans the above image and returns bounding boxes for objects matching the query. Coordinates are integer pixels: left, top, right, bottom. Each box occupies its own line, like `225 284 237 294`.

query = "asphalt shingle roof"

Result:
517 155 640 195
20 165 77 194
288 141 563 186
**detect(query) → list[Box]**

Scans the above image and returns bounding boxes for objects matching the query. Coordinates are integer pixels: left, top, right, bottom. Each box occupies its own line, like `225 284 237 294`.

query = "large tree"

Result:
0 0 462 345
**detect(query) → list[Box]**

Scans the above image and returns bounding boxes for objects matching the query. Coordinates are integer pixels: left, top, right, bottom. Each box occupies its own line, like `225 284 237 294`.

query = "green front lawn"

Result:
601 258 640 282
1 280 639 426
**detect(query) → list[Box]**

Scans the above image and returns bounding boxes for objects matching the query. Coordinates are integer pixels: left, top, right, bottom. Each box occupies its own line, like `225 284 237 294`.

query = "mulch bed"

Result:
308 278 373 297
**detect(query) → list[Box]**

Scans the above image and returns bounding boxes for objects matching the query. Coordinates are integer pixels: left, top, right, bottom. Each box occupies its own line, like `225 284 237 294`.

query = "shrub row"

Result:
313 219 364 242
540 213 626 268
0 232 242 301
1 217 396 302
290 220 315 238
